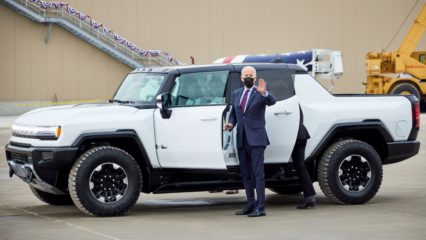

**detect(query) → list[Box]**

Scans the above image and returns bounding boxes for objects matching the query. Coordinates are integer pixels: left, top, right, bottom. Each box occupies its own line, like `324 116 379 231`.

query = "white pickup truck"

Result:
5 63 420 216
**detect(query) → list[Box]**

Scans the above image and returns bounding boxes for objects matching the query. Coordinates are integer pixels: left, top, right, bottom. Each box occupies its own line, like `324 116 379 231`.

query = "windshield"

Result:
113 73 166 104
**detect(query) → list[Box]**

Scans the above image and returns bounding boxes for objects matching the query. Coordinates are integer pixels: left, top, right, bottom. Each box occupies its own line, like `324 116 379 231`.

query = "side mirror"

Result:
156 92 172 119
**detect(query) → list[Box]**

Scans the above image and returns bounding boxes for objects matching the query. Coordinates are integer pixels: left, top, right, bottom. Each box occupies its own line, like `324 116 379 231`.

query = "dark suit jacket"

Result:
297 105 311 141
229 87 276 148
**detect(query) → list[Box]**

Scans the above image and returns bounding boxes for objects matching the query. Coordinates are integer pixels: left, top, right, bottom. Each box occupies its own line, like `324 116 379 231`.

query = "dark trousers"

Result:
237 132 266 211
292 139 316 198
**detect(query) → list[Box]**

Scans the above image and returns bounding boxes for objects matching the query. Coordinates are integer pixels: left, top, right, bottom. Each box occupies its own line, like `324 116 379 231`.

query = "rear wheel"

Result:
318 139 382 204
30 186 73 205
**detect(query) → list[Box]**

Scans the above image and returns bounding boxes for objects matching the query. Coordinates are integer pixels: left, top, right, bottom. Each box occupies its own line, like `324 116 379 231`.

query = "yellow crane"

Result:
365 2 426 102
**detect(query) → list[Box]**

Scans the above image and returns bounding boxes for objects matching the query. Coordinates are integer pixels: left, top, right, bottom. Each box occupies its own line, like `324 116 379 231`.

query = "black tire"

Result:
269 185 303 195
68 146 142 216
30 186 73 205
390 82 421 101
318 139 382 204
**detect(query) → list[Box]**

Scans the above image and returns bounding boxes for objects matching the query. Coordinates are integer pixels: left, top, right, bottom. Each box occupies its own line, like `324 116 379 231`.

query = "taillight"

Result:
413 102 420 129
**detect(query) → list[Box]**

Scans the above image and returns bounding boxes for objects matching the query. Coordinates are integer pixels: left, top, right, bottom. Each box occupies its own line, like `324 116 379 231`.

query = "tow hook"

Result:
25 169 34 182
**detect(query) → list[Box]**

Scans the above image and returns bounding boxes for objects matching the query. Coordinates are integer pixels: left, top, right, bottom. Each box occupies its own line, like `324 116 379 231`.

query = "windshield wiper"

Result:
109 99 135 104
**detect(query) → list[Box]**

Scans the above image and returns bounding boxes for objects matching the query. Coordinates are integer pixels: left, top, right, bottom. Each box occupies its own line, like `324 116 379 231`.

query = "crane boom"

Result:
398 2 426 56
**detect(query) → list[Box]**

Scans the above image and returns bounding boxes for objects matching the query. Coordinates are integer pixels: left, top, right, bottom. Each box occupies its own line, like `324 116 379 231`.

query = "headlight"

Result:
12 124 61 140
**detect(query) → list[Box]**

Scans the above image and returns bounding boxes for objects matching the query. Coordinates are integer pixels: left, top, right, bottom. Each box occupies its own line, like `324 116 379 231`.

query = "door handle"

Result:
200 117 218 121
274 110 292 116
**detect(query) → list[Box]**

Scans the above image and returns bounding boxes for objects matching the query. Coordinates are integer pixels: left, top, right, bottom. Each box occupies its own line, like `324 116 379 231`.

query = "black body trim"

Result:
10 141 32 148
6 144 78 168
383 141 420 164
5 143 79 191
152 178 301 194
305 121 393 163
72 130 152 168
160 168 229 175
73 130 142 147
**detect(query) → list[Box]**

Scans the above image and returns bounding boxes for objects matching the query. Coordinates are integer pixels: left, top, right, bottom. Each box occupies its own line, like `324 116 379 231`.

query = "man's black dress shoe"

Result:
247 209 266 217
297 196 316 209
235 208 254 215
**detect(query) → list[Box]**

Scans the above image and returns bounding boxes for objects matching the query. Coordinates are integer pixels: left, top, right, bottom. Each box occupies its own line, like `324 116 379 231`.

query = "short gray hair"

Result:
241 66 256 74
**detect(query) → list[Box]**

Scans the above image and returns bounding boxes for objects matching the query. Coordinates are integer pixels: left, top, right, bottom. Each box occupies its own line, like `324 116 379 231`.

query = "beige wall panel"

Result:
262 0 278 53
122 0 139 44
92 48 109 99
288 0 305 51
76 38 93 99
304 0 318 49
317 0 332 49
0 5 16 100
30 22 48 100
330 0 344 51
151 0 168 55
250 0 265 53
340 1 366 93
61 28 79 100
221 0 238 61
75 0 94 99
235 0 251 55
208 0 224 62
366 0 382 52
166 0 182 57
137 0 153 50
89 0 109 99
46 25 63 101
194 1 210 63
14 12 33 100
180 0 196 63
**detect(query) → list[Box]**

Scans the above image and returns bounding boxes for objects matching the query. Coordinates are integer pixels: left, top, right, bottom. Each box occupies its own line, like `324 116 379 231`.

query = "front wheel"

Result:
68 146 142 216
318 139 382 204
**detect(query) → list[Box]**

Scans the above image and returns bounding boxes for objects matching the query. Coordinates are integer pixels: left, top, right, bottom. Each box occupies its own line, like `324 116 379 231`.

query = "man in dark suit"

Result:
224 66 276 217
292 106 316 209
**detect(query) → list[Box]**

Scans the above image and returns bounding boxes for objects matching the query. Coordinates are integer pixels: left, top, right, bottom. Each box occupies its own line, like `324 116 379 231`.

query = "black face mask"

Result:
243 77 254 88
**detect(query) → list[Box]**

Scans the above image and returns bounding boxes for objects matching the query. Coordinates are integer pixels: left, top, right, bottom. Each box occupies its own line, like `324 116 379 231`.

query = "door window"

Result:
257 69 295 101
228 68 295 101
171 71 228 107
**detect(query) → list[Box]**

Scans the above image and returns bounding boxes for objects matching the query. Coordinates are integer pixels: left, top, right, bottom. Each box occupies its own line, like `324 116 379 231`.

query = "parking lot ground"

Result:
0 116 425 240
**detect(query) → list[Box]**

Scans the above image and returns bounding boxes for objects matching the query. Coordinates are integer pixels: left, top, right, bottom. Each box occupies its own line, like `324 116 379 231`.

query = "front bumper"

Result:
5 142 79 194
383 141 420 165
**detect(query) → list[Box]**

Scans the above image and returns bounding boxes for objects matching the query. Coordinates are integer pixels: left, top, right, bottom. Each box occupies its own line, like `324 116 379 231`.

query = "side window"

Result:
257 69 295 101
171 71 229 107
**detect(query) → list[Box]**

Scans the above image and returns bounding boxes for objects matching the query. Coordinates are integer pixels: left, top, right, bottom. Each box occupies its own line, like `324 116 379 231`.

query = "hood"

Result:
14 103 140 126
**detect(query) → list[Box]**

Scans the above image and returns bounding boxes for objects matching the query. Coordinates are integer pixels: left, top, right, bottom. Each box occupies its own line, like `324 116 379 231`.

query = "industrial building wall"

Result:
1 0 425 101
